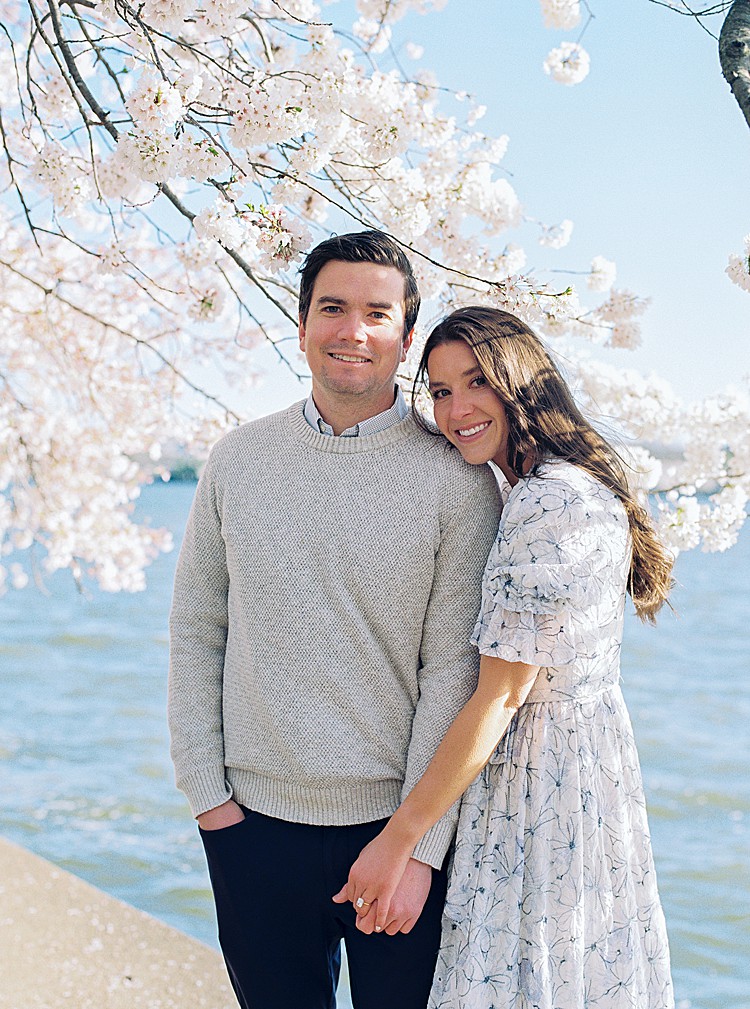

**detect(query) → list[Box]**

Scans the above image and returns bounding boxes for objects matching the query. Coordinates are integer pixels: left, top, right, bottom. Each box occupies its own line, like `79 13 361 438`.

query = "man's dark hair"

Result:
298 230 420 338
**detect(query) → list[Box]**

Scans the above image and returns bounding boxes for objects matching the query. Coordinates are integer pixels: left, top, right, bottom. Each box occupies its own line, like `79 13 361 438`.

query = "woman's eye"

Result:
431 388 448 400
471 375 487 388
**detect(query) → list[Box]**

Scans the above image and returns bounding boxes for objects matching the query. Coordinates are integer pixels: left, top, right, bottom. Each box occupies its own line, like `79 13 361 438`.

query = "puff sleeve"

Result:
471 467 629 667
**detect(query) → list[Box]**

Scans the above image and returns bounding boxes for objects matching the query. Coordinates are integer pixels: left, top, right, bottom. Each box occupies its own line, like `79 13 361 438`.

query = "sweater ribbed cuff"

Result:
177 765 233 818
411 814 457 870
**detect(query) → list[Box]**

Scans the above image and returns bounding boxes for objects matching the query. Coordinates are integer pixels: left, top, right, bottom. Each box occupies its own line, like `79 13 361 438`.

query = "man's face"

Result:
299 260 413 416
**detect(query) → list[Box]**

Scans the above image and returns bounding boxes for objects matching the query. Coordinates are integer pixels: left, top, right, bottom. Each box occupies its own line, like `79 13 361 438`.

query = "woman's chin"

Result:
438 428 493 466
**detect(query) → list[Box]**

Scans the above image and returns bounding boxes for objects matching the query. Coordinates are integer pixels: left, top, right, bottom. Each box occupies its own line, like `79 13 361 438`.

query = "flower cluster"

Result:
244 204 313 274
539 219 574 249
587 256 617 292
543 42 591 86
726 234 750 293
125 71 187 131
594 289 649 349
0 206 248 593
538 0 581 31
32 143 92 218
193 201 247 249
656 483 749 556
0 0 747 592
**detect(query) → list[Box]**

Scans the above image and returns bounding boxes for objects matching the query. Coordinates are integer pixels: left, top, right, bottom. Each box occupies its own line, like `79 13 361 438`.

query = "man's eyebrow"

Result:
314 295 395 310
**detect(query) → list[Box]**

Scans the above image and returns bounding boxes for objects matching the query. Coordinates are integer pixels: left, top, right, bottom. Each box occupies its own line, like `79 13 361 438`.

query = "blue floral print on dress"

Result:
430 460 674 1009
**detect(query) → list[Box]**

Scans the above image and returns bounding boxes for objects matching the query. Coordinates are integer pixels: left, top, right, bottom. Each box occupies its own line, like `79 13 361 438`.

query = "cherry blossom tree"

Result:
1 0 748 593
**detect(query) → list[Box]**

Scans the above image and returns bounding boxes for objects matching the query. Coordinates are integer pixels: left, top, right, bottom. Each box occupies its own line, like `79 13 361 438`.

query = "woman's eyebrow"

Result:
430 366 482 388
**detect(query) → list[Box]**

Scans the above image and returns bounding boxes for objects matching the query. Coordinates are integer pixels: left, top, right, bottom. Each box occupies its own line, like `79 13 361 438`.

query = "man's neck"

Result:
311 387 398 436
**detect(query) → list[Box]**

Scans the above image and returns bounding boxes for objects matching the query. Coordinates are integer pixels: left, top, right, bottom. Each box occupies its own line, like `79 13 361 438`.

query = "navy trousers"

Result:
200 808 448 1009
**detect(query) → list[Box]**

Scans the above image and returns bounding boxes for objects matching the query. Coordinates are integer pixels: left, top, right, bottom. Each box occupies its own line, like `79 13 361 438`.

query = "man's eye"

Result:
322 305 340 313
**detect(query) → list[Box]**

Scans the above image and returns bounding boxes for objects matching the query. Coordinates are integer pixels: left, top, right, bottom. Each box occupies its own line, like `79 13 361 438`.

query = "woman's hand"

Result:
332 829 416 933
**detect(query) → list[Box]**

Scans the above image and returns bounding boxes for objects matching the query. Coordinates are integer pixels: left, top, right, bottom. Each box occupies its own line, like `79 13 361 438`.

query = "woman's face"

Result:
427 339 512 474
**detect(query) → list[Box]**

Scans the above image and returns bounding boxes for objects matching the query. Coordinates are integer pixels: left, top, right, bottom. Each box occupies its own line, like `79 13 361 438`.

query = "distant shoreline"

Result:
162 460 200 482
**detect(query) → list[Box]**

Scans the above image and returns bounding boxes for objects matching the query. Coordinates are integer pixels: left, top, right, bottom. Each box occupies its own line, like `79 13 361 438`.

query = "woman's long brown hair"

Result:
413 306 674 622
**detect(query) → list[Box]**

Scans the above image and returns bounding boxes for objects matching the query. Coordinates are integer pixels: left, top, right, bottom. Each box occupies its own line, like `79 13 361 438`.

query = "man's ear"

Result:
401 328 414 363
298 317 306 352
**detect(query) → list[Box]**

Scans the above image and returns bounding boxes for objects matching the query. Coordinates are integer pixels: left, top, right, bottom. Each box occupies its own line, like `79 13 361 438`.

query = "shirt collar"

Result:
303 387 408 438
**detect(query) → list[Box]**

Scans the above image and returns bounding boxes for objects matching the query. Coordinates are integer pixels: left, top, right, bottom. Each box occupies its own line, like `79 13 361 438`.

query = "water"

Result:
1 481 748 1008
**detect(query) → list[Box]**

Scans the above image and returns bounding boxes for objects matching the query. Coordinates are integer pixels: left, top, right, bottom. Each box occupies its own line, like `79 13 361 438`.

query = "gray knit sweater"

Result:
168 402 500 867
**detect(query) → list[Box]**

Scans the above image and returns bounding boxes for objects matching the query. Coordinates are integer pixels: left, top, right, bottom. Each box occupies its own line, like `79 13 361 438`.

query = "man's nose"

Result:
337 314 368 342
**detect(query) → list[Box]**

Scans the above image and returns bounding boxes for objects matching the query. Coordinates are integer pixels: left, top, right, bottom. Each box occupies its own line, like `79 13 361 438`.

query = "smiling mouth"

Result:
329 353 370 364
456 421 490 438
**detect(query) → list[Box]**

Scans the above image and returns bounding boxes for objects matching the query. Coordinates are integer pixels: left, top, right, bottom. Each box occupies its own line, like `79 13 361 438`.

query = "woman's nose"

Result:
450 393 473 420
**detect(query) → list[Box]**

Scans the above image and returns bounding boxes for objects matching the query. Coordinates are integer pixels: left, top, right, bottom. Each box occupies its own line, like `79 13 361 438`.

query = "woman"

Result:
335 306 675 1008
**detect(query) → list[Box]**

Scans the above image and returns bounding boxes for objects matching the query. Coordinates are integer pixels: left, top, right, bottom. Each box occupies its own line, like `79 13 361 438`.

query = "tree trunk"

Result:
719 0 750 130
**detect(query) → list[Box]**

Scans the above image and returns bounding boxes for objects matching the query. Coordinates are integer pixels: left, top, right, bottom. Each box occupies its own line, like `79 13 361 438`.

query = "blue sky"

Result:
248 0 749 415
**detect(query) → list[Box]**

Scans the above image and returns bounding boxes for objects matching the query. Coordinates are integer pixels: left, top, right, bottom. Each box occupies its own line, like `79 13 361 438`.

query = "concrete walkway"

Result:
0 835 235 1009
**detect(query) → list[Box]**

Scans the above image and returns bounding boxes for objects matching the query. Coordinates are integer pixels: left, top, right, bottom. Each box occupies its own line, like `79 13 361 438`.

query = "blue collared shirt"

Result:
302 386 409 437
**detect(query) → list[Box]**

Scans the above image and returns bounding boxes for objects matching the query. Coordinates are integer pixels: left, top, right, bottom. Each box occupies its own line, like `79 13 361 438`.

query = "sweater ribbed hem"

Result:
178 765 457 866
228 768 403 826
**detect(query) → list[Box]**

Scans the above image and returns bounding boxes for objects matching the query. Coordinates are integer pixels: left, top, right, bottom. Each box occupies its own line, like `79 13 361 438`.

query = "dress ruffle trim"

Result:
471 604 579 668
485 559 604 615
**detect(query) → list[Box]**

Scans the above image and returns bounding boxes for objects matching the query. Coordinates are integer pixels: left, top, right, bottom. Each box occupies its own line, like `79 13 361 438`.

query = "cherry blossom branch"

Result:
0 258 244 423
45 0 118 138
0 109 41 250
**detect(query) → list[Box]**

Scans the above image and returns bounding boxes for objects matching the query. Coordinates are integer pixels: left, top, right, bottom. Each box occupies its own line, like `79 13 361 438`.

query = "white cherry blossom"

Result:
726 234 750 293
544 42 591 86
539 0 582 31
539 219 574 249
588 256 617 291
0 1 747 593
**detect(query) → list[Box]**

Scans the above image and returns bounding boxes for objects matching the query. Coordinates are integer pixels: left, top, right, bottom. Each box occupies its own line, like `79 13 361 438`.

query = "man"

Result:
168 230 500 1009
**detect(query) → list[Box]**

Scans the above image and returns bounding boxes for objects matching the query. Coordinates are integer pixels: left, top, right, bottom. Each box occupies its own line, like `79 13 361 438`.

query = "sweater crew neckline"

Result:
286 399 418 453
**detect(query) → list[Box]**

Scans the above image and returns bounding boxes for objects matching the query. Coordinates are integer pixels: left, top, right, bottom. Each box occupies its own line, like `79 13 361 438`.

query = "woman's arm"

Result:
333 654 540 934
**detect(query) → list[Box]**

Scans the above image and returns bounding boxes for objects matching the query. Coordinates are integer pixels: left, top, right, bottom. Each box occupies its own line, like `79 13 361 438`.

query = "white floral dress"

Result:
429 460 674 1009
